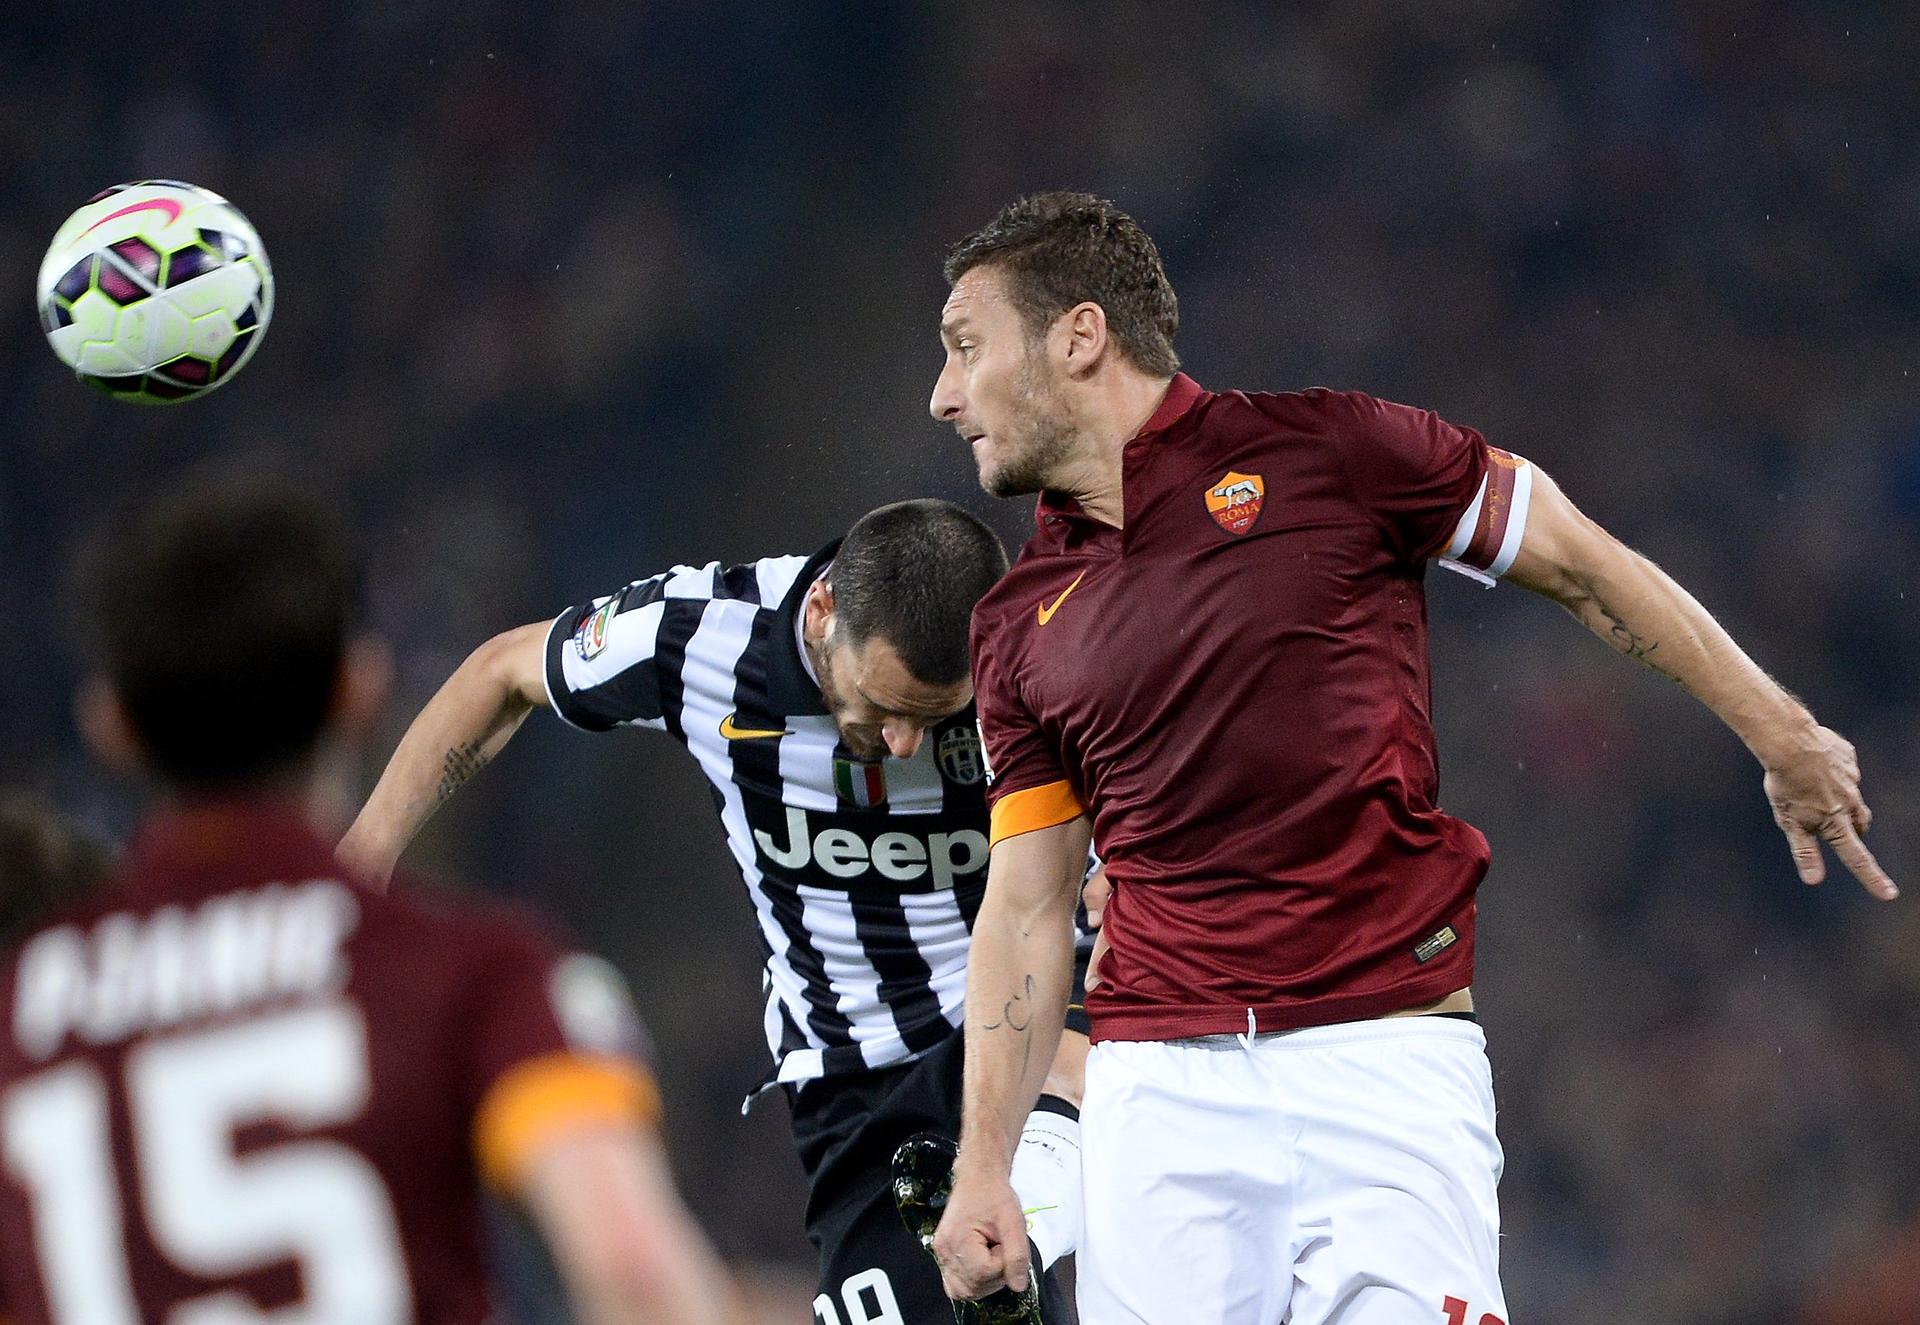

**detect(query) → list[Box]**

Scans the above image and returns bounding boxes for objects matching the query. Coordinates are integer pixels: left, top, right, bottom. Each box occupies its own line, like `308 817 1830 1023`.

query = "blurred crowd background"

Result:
2 2 1916 1321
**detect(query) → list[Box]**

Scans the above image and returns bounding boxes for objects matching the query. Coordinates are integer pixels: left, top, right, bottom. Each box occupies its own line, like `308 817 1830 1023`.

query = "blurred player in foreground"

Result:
0 472 742 1325
340 499 1090 1324
927 192 1896 1324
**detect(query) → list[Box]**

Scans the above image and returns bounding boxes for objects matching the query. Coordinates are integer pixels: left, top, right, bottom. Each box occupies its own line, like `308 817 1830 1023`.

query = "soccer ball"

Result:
36 180 273 403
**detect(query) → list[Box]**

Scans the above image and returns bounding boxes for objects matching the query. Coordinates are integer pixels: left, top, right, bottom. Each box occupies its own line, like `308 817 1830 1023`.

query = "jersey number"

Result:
813 1267 905 1325
2 1002 412 1324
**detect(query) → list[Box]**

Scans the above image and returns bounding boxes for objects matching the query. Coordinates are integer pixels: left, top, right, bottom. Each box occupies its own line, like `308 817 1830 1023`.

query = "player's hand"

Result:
931 1165 1031 1301
1081 866 1111 990
1082 864 1111 927
1762 725 1897 900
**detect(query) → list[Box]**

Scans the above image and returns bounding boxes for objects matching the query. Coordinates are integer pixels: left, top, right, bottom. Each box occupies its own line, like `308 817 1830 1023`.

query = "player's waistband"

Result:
1161 1009 1482 1053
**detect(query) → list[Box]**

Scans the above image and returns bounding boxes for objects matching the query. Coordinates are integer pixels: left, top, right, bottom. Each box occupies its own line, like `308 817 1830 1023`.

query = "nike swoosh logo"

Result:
719 713 791 741
1036 570 1087 626
82 198 184 236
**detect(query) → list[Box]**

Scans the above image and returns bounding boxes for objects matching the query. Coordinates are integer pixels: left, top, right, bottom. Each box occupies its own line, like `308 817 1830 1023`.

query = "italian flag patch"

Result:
833 757 887 809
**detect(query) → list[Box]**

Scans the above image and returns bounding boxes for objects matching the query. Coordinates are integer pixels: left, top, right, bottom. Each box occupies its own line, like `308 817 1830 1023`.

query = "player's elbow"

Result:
561 1214 721 1324
469 621 553 709
524 1124 739 1325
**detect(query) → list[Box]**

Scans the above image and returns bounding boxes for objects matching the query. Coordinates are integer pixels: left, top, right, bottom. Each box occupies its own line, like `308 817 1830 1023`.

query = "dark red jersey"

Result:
973 374 1532 1041
0 801 657 1325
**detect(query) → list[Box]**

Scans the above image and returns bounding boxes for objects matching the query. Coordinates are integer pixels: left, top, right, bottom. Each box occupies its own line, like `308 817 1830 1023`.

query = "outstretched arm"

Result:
1504 467 1895 900
339 621 551 888
933 814 1091 1301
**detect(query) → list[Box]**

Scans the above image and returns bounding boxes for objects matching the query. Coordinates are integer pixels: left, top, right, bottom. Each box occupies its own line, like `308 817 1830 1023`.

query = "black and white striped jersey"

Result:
543 544 1001 1090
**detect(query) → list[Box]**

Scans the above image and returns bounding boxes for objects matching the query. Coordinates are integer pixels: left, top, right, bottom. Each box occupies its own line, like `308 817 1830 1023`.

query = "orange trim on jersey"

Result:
474 1052 662 1194
989 781 1085 847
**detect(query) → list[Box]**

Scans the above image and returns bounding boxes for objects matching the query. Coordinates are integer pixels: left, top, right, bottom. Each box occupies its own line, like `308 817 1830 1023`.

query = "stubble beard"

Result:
980 355 1078 499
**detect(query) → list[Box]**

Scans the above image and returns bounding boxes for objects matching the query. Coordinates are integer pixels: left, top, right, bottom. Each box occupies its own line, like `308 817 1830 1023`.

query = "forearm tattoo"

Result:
980 973 1038 1080
436 740 491 804
1596 600 1681 683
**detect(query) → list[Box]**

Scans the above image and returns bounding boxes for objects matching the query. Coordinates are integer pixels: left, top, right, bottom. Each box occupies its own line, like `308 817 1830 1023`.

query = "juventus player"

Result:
341 499 1089 1324
926 193 1895 1324
0 472 740 1325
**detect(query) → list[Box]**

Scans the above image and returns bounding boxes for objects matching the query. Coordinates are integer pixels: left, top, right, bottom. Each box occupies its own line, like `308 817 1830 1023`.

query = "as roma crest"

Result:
1205 471 1265 537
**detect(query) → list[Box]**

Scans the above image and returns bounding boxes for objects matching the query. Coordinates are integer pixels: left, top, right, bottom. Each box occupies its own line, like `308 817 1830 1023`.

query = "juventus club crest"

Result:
1205 470 1265 537
937 725 986 786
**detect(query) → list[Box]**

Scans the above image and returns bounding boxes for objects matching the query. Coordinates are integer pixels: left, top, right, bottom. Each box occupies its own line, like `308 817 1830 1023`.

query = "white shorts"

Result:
1078 1016 1507 1325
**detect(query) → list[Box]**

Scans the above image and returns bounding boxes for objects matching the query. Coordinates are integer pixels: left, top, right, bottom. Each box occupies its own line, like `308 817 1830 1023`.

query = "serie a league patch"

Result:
1413 925 1459 965
574 598 618 661
1205 470 1265 536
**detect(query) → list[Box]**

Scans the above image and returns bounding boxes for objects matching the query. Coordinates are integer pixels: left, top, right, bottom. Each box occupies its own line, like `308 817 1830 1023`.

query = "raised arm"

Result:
1504 466 1896 900
338 620 550 888
933 813 1091 1301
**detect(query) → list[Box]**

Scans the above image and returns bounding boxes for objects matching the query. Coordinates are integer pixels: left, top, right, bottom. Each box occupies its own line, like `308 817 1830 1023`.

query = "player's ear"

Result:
332 635 394 742
74 675 146 776
1058 301 1109 377
804 579 836 644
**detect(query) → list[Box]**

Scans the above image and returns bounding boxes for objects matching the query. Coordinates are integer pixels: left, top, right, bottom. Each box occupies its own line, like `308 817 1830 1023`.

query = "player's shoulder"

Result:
971 539 1056 632
1199 386 1456 481
352 879 588 1029
743 551 816 606
372 871 567 955
1203 384 1395 433
667 549 818 611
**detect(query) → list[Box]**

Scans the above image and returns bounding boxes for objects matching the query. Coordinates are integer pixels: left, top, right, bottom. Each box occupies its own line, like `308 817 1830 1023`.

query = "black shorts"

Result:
786 1030 1071 1325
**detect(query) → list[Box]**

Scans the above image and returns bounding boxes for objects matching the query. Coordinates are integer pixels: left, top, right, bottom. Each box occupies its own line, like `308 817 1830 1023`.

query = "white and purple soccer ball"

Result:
35 180 273 403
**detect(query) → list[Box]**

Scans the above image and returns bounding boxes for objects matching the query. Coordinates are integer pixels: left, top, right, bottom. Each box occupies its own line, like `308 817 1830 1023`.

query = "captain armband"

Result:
1436 447 1534 587
473 1052 662 1195
988 781 1086 848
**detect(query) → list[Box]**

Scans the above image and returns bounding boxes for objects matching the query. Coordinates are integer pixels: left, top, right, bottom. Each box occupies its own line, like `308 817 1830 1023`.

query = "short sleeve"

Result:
543 569 697 733
971 612 1084 848
454 915 660 1195
1322 391 1493 562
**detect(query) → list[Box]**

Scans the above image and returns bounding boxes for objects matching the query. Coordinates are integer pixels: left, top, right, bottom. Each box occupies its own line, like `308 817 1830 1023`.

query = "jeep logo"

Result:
752 807 988 890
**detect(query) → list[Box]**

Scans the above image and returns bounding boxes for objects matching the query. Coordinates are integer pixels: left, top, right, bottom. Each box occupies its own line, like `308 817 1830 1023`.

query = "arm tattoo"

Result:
980 974 1038 1080
1596 601 1681 682
436 739 491 804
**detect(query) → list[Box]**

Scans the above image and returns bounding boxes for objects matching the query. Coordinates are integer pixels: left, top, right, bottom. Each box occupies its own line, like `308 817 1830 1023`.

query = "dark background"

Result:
4 3 1917 1322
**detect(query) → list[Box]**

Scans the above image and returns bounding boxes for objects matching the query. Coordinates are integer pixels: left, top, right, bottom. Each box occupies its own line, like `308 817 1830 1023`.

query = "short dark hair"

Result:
0 793 112 947
830 500 1008 686
81 468 359 788
944 191 1180 378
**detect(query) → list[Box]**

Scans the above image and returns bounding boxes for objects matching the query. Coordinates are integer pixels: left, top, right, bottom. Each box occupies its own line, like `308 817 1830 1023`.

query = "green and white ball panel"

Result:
36 180 273 401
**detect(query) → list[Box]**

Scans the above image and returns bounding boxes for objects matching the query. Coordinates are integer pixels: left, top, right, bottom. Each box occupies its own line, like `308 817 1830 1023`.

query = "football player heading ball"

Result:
930 191 1893 1325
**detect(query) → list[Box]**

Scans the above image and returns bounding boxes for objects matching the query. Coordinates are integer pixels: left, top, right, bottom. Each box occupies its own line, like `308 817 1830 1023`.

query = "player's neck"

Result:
1062 370 1175 528
149 754 351 837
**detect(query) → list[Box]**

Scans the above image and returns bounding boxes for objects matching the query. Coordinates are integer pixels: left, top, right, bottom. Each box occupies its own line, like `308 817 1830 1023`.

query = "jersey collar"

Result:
1033 373 1207 543
1134 371 1207 440
765 541 838 717
125 795 336 892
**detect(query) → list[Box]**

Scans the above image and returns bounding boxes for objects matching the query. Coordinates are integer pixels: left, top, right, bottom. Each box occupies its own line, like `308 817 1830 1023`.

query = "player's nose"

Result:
883 718 924 760
930 361 964 422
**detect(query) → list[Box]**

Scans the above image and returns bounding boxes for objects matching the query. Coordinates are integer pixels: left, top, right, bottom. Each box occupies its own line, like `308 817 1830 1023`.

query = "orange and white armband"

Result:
1437 447 1533 586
